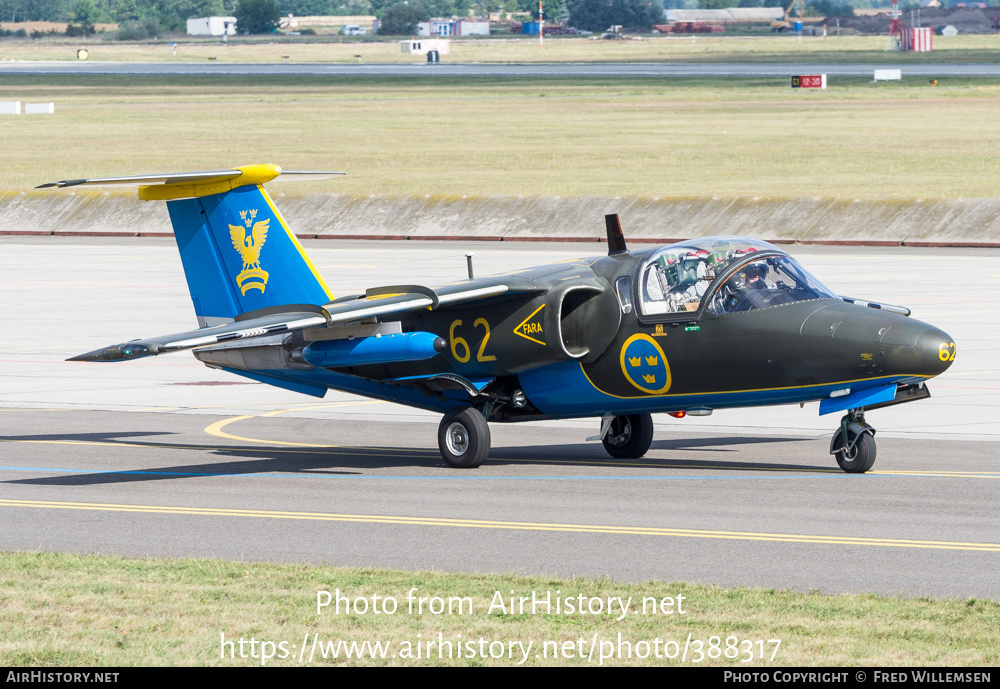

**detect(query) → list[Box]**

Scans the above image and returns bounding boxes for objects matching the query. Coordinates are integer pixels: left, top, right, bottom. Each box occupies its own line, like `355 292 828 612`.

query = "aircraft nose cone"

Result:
913 327 956 377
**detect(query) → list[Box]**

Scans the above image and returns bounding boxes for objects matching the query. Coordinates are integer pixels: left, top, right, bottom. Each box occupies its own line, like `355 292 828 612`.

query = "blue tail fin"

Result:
37 163 339 327
166 183 332 326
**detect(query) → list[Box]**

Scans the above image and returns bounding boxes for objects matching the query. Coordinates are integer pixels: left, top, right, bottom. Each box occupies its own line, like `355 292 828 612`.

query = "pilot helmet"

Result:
741 261 768 285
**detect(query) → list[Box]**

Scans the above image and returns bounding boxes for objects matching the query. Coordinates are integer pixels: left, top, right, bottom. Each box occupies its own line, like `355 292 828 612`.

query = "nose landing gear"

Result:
830 410 876 473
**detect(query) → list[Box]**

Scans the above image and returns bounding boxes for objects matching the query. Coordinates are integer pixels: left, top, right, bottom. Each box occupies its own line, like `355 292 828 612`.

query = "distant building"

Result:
186 17 236 36
401 39 451 55
663 8 784 23
417 19 453 36
416 19 490 36
279 15 378 34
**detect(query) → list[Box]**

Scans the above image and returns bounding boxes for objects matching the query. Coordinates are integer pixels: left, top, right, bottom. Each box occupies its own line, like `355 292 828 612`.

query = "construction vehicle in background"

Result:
771 0 805 31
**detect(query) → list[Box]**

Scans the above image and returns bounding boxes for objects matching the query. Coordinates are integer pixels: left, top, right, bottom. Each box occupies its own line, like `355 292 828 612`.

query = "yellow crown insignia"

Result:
628 356 641 367
645 356 658 366
240 208 258 227
229 209 270 295
642 374 656 384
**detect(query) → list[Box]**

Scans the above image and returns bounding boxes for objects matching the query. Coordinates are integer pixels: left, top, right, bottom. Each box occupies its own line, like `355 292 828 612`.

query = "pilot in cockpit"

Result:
742 262 768 289
716 261 770 313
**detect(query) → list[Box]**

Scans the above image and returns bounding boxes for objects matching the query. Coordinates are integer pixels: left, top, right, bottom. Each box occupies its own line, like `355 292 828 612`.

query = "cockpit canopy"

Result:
636 237 837 317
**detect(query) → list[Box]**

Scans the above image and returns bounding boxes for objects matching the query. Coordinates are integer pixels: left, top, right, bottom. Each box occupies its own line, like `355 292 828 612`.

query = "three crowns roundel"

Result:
619 334 672 395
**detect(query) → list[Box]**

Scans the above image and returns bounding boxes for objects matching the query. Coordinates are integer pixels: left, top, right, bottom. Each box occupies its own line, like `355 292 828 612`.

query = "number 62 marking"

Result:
938 342 956 362
449 318 497 363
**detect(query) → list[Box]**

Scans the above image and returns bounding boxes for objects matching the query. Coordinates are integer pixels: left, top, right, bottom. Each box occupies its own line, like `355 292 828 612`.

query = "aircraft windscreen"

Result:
706 255 838 315
637 238 776 316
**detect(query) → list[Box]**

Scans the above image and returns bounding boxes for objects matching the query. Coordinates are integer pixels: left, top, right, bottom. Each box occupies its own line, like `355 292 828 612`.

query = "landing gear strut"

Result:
438 407 491 468
602 413 654 459
830 409 877 473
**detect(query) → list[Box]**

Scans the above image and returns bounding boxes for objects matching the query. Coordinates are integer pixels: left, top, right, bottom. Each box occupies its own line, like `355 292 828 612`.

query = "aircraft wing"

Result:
69 277 544 362
68 308 330 362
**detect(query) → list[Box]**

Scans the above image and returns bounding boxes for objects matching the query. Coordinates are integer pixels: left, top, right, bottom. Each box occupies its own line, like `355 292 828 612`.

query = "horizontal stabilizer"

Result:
37 166 344 189
36 164 345 200
37 170 242 188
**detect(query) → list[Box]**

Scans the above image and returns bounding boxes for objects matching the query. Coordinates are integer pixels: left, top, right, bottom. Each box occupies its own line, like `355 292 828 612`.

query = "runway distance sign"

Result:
791 74 827 89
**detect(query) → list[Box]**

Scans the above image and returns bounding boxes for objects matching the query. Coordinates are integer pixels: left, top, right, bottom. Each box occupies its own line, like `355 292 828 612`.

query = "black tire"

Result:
834 429 876 473
602 413 654 459
438 407 491 468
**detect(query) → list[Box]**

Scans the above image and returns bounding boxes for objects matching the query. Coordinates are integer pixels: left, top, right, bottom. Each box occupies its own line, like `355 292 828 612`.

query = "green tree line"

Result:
0 0 542 27
0 0 480 25
0 0 232 31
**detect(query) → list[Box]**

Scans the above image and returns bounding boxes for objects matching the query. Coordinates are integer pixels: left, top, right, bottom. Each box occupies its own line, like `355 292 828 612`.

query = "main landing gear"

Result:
601 413 654 459
435 408 658 467
830 409 877 473
438 407 491 468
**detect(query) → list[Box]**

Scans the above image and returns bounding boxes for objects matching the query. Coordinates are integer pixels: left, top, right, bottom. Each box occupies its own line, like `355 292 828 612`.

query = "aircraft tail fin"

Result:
38 164 343 326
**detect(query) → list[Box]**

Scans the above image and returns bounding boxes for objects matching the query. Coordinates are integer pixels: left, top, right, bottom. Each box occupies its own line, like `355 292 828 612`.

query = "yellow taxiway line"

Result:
202 402 398 449
202 413 1000 476
1 498 998 552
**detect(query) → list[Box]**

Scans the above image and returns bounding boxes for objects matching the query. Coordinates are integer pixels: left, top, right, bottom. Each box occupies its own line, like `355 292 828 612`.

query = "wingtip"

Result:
36 179 85 189
66 342 152 362
66 348 105 362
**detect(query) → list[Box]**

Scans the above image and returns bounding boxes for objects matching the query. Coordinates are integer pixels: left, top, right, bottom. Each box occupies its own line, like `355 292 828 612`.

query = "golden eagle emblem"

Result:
229 209 270 295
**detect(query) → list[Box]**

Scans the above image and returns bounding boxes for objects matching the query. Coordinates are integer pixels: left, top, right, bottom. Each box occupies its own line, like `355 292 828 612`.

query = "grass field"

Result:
1 551 996 666
2 75 999 198
3 34 1000 64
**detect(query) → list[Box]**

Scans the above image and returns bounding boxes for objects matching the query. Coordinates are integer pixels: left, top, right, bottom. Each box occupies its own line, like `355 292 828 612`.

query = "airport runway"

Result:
4 61 1000 78
1 237 998 597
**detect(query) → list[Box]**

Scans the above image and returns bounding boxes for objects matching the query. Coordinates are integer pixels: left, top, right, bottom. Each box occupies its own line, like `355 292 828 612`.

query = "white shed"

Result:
187 17 237 36
400 39 451 55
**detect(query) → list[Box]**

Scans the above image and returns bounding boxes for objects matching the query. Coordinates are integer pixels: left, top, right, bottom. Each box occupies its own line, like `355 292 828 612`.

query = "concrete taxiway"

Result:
1 237 998 597
4 61 1000 78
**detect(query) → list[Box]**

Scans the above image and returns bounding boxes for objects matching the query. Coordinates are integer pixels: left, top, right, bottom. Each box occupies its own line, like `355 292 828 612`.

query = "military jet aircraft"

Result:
39 165 956 473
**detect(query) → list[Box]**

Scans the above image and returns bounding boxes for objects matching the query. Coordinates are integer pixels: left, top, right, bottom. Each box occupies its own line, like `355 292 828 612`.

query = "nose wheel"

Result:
830 411 877 473
438 407 491 468
602 413 654 459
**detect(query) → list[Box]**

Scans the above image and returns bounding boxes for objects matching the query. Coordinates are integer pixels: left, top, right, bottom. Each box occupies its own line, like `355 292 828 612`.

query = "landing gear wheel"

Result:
833 429 876 473
438 407 491 468
602 413 654 459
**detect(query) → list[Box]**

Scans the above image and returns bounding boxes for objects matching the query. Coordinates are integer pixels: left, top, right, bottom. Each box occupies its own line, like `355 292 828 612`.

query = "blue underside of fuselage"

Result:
226 361 923 421
516 360 919 418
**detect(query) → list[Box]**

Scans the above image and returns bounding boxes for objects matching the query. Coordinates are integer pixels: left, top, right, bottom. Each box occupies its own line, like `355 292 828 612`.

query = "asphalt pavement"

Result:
3 61 1000 78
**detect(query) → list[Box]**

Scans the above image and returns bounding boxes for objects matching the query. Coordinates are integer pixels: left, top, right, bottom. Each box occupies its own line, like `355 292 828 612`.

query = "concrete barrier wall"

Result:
3 190 999 245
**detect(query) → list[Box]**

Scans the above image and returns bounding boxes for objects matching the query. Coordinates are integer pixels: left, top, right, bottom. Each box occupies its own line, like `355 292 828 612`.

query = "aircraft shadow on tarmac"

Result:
3 430 829 485
488 436 825 472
